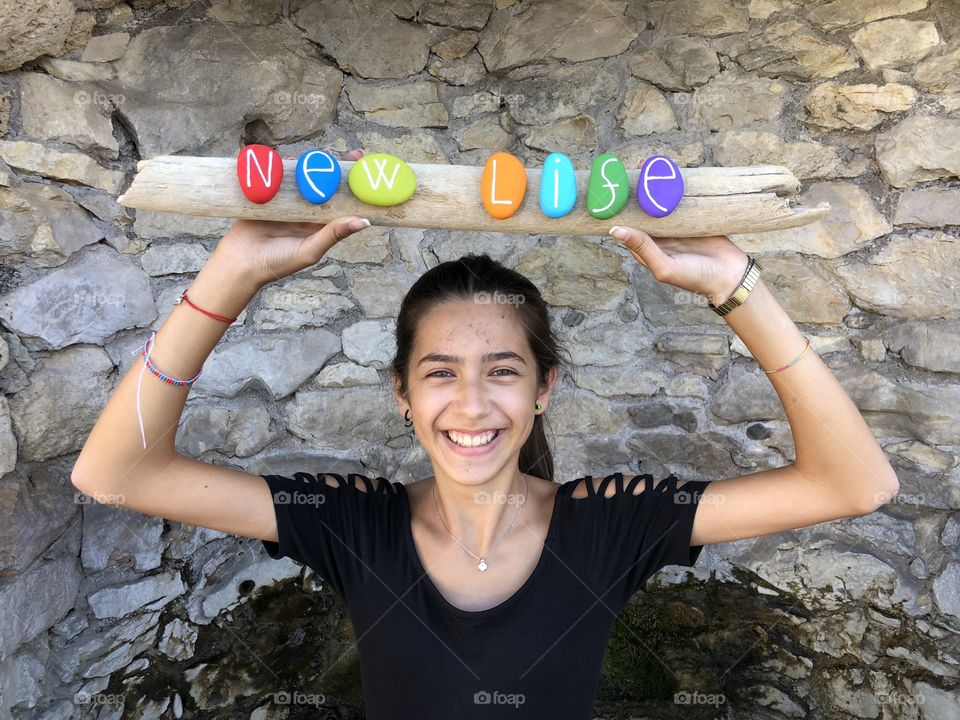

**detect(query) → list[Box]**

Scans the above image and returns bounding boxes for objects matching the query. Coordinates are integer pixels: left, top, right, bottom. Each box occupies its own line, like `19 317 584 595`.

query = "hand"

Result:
610 225 751 305
212 149 371 289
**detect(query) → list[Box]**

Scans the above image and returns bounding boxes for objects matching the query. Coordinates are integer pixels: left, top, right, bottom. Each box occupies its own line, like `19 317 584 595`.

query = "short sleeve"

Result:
575 472 713 607
259 471 391 599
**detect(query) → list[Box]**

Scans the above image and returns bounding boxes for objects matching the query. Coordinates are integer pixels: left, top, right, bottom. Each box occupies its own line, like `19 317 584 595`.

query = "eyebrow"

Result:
417 351 527 366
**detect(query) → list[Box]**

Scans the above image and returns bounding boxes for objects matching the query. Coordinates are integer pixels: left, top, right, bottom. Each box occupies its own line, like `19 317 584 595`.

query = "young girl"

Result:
73 151 899 719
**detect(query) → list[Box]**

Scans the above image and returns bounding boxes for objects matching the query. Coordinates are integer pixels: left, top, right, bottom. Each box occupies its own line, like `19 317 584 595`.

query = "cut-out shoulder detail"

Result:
311 472 397 495
568 472 692 500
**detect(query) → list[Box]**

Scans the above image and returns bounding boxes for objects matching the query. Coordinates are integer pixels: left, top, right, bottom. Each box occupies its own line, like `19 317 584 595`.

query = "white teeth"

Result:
447 430 498 447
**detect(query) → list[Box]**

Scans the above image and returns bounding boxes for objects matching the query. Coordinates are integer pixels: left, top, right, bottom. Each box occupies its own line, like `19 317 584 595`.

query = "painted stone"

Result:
237 144 283 204
587 153 628 220
539 152 576 218
636 155 684 217
481 152 527 219
347 153 416 206
296 149 341 204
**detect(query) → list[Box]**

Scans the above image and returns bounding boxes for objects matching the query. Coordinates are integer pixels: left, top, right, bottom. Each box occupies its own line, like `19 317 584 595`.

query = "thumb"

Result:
302 216 371 262
609 225 669 278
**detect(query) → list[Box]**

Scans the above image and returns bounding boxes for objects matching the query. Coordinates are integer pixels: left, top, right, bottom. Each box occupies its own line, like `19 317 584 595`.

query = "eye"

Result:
426 368 518 378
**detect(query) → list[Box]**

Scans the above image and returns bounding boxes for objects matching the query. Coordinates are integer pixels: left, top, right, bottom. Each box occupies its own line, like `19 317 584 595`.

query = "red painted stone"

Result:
237 144 283 203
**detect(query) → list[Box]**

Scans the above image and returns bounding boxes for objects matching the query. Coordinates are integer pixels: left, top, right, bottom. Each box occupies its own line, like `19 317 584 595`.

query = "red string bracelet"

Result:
174 289 237 324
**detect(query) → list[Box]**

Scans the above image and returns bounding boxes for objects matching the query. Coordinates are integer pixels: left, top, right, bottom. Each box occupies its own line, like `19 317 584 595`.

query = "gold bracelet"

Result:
709 257 762 317
763 336 812 374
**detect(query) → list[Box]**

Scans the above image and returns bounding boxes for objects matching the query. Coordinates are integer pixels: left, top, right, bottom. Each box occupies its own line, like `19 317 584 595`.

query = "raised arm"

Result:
71 208 372 542
609 225 899 546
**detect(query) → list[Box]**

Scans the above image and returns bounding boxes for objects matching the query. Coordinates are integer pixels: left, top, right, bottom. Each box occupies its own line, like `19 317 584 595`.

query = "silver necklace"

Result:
432 475 528 572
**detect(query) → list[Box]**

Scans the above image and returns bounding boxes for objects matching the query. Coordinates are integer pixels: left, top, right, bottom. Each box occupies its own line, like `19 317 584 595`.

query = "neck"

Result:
431 472 529 554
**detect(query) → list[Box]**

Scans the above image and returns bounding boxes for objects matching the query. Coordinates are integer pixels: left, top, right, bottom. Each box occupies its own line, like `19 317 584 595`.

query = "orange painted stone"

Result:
481 152 527 219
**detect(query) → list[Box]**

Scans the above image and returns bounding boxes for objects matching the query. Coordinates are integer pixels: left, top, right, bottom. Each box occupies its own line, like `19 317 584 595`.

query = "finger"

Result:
343 149 364 161
609 225 673 280
302 216 371 262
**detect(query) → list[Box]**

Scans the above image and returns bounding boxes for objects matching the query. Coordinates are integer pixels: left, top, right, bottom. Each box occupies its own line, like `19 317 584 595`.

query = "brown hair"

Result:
390 254 572 482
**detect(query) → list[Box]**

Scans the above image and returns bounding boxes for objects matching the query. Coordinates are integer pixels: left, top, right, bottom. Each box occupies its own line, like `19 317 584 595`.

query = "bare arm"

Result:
71 250 261 491
70 212 371 543
711 274 899 510
611 227 899 547
670 272 902 547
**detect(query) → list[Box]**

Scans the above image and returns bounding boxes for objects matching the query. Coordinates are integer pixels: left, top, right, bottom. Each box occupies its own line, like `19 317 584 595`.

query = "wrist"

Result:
187 254 262 320
705 254 751 306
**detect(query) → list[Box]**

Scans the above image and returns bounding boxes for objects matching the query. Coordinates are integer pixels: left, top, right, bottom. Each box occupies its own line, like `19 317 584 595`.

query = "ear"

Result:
537 366 559 409
392 371 408 415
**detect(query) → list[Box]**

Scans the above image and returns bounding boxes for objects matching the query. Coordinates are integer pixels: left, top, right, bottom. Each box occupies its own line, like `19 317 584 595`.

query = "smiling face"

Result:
393 298 558 486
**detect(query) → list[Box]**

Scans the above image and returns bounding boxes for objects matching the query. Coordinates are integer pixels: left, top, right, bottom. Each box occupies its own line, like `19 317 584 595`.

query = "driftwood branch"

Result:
117 156 829 237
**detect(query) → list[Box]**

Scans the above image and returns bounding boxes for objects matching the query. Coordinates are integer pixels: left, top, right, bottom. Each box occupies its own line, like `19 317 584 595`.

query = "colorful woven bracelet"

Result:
139 331 202 386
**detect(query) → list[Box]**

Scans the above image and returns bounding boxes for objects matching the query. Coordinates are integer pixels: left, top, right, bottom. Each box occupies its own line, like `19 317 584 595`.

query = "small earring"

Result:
404 408 412 427
535 403 542 412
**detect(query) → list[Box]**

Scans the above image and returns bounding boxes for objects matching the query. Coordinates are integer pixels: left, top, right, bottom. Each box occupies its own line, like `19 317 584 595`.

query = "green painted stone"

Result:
347 153 417 206
587 153 629 220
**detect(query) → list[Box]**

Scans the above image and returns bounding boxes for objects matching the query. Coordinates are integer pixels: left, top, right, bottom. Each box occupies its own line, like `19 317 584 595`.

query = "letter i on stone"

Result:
481 152 527 219
636 154 684 217
237 144 283 203
296 149 342 204
587 153 628 220
539 152 576 218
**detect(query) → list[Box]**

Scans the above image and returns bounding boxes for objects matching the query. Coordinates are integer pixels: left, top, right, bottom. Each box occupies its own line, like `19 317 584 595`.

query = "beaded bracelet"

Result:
763 336 812 374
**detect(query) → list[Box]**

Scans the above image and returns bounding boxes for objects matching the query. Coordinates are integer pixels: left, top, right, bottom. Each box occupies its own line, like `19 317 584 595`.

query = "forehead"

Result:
414 299 528 353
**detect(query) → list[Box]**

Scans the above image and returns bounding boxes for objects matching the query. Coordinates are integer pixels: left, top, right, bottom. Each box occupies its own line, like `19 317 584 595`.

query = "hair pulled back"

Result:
391 254 571 482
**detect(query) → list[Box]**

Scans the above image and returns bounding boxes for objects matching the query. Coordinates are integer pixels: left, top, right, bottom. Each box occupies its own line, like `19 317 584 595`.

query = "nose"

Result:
453 372 492 418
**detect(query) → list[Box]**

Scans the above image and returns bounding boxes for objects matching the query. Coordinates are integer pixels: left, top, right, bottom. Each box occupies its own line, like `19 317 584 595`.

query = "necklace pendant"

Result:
478 558 487 572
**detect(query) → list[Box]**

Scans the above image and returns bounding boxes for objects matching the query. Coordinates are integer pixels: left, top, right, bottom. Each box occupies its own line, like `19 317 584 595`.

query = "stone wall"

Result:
1 0 959 718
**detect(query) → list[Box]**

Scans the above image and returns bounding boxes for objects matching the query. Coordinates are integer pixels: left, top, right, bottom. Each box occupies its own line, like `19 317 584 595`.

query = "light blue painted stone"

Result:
296 149 342 204
539 152 577 218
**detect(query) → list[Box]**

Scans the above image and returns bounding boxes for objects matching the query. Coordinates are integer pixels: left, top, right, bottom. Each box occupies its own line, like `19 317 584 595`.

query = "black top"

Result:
260 470 712 720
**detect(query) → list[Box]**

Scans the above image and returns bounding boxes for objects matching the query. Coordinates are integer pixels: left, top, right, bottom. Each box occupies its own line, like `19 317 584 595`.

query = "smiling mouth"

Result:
442 429 503 448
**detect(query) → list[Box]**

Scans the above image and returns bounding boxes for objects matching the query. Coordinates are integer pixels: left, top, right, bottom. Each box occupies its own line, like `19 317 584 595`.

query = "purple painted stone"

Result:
636 155 684 218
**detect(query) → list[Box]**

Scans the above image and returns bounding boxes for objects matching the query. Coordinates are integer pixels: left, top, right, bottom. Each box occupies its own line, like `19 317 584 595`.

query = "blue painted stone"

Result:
539 152 577 218
296 149 342 204
636 155 684 218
